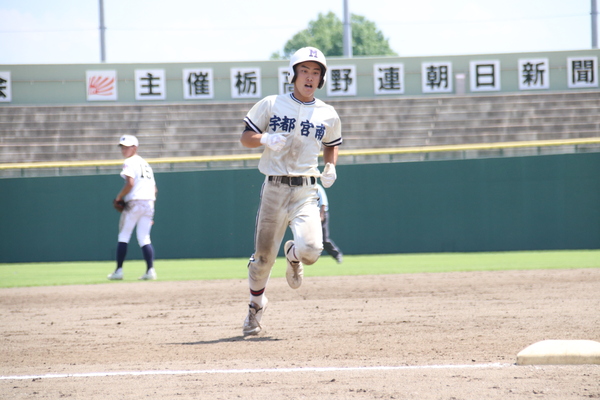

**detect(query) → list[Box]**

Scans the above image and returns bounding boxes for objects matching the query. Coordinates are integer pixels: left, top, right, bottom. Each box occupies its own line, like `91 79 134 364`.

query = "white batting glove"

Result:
320 163 337 188
260 133 287 152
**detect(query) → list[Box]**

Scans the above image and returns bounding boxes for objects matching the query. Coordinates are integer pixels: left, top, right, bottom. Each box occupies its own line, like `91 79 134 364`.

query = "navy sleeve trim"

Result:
322 137 343 147
244 117 262 134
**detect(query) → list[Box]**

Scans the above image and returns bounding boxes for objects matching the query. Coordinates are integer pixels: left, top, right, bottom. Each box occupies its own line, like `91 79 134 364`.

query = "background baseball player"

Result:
240 47 342 336
316 183 343 263
107 135 158 281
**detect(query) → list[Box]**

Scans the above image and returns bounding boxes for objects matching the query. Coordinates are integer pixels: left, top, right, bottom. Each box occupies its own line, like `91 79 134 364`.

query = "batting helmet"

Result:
287 47 327 89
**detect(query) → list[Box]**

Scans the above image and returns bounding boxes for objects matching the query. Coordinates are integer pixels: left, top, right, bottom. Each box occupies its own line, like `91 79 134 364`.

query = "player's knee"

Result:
299 243 323 265
248 255 273 281
138 235 151 247
117 234 131 243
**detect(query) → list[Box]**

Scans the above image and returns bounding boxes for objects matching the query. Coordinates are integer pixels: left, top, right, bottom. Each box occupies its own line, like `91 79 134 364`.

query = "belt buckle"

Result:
289 177 303 186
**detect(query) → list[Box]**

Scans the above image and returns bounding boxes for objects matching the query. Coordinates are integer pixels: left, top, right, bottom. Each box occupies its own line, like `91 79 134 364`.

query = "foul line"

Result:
1 363 512 381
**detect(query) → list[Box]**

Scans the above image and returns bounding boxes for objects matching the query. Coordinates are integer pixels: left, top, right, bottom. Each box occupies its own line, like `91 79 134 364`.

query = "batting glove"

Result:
320 163 337 188
260 133 287 152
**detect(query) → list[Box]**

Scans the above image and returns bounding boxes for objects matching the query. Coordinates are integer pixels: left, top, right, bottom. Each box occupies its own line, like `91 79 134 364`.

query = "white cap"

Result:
119 135 139 147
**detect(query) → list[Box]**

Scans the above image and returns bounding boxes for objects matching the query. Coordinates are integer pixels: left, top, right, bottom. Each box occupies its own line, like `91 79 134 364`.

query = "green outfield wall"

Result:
0 152 599 263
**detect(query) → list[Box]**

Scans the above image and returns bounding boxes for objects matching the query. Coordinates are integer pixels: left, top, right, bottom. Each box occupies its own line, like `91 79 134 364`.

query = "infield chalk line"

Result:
1 363 512 381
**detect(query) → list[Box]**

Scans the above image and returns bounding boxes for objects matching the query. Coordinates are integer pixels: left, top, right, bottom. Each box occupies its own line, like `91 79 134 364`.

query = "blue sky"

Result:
0 0 595 64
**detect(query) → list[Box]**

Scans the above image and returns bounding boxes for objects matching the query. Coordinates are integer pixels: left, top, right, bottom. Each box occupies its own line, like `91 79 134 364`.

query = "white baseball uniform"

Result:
118 154 156 246
244 92 342 301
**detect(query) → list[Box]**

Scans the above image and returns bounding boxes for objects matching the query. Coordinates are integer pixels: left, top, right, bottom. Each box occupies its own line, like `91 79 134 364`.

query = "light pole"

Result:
99 0 106 62
343 0 352 57
593 0 598 48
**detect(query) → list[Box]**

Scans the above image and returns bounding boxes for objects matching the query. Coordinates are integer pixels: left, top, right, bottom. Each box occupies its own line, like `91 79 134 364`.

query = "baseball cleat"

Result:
107 269 123 280
139 268 157 280
243 297 268 336
284 240 303 289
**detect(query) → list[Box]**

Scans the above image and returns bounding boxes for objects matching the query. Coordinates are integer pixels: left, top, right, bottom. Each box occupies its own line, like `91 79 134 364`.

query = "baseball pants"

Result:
248 177 323 295
118 200 155 246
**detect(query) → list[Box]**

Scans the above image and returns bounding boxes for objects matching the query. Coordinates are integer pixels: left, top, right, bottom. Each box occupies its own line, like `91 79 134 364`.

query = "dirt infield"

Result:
2 268 599 399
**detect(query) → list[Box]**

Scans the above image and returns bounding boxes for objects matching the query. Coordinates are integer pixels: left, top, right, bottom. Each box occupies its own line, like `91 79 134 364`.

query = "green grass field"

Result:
1 250 598 288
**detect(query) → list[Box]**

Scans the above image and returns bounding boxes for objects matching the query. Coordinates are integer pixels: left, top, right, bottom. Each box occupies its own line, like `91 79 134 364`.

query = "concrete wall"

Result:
1 49 599 105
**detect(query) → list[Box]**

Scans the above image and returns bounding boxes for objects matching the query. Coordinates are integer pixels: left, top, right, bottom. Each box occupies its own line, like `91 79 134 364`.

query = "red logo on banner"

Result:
88 76 115 95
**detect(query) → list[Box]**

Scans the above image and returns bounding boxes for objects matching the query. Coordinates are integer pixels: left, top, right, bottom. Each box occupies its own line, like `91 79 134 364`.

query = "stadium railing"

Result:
1 137 599 178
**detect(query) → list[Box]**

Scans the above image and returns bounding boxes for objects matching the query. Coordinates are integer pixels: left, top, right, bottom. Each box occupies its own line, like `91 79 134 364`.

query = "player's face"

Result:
120 145 137 158
293 61 322 102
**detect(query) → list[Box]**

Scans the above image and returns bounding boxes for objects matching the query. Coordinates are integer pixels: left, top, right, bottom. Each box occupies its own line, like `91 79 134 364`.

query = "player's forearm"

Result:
323 146 338 165
240 130 263 148
116 178 134 200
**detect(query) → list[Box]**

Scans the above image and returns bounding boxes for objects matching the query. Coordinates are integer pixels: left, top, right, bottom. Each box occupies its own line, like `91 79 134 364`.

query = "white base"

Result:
516 340 600 365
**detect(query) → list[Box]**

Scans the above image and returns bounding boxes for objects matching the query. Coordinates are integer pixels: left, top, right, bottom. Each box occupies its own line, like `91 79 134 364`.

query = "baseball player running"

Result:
240 47 342 336
107 135 158 281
